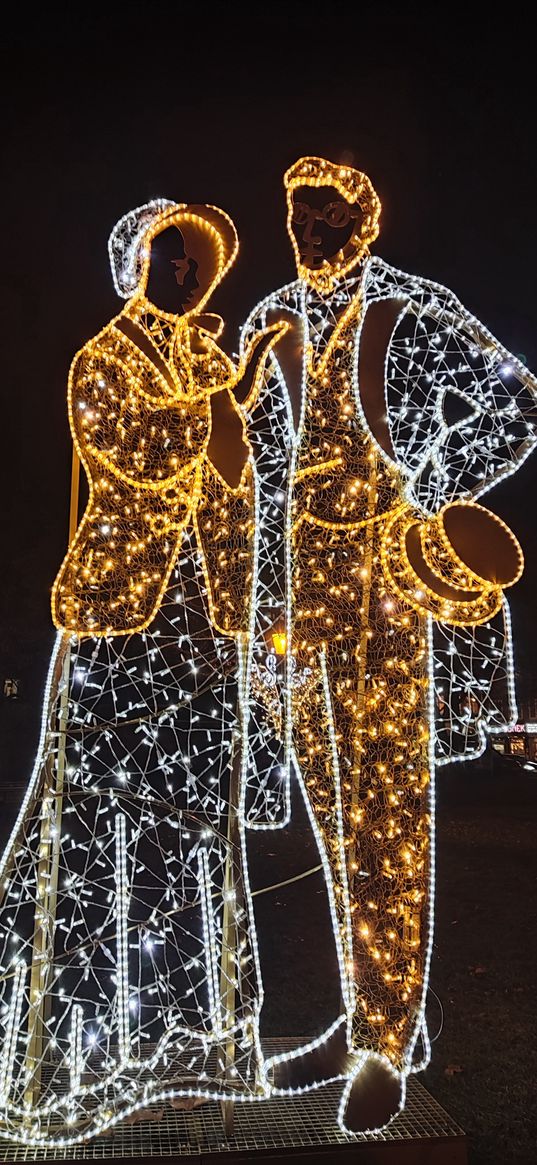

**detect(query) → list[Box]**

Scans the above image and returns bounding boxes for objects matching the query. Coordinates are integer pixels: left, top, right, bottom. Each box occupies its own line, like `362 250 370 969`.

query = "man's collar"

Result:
302 265 366 309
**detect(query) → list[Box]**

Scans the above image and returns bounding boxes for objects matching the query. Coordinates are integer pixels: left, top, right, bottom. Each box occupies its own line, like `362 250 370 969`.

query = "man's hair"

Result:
284 155 381 245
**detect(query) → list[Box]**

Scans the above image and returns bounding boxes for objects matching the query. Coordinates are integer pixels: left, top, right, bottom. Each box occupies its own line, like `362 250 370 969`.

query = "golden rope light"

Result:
52 206 282 639
284 156 381 294
275 156 532 1093
0 159 535 1146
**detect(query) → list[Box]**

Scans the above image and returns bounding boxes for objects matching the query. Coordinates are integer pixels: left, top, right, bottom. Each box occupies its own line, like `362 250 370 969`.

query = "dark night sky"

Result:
1 6 537 781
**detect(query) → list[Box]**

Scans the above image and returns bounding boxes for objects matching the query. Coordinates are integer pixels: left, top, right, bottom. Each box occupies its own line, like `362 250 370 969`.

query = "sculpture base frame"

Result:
0 1042 466 1164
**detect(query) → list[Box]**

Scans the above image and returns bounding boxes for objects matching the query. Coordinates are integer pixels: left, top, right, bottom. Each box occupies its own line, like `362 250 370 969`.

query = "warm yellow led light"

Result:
284 155 382 294
51 205 282 639
380 506 504 626
1 159 534 1145
288 241 431 1068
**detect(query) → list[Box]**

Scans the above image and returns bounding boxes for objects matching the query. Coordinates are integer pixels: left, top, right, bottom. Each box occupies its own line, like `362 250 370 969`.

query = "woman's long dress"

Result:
0 328 267 1144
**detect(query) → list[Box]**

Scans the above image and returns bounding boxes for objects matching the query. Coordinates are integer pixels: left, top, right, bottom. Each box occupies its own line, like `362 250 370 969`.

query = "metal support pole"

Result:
218 737 241 1136
24 445 80 1108
218 636 250 1137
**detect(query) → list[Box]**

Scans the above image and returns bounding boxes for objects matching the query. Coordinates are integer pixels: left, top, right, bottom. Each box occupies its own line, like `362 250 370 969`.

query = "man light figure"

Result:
242 155 536 1131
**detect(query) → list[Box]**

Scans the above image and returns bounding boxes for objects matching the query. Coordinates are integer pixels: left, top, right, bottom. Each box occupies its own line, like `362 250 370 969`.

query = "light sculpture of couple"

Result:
0 158 534 1146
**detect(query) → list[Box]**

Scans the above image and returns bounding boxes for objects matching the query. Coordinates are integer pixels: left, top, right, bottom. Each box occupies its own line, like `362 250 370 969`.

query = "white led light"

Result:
1 166 535 1146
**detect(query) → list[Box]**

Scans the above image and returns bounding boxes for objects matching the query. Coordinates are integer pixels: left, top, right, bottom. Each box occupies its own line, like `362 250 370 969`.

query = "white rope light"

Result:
0 160 535 1145
241 155 537 1132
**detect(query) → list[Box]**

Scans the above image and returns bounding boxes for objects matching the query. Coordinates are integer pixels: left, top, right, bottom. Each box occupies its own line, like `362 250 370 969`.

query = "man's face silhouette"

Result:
289 185 364 273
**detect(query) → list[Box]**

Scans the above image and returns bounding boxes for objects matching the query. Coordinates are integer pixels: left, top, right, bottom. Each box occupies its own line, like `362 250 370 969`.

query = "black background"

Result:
1 5 536 782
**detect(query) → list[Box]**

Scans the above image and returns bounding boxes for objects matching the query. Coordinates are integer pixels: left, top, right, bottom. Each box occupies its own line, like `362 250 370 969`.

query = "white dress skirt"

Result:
0 526 268 1145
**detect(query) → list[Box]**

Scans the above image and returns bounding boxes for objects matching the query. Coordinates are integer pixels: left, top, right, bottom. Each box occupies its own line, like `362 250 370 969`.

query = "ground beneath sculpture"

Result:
249 753 537 1165
423 756 537 1165
0 1062 464 1162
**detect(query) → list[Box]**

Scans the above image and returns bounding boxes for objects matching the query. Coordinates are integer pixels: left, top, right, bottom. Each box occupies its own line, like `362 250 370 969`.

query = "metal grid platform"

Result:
0 1047 466 1164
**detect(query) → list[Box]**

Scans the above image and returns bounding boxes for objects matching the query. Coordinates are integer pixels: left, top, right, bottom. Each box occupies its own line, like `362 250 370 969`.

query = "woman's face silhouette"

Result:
145 225 203 315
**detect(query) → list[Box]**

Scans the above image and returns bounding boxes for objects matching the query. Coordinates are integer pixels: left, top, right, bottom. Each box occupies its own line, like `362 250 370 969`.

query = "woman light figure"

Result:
0 200 284 1143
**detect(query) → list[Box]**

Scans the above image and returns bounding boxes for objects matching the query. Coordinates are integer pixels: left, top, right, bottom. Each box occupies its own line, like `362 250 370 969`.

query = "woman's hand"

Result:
264 307 305 428
233 321 290 406
206 322 291 488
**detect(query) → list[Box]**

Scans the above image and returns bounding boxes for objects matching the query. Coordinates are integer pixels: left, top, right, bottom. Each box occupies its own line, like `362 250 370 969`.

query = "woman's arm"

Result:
232 322 289 410
206 324 289 489
68 343 210 490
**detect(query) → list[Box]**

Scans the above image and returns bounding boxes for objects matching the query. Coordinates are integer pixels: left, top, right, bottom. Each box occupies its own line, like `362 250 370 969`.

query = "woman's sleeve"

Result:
68 343 210 489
